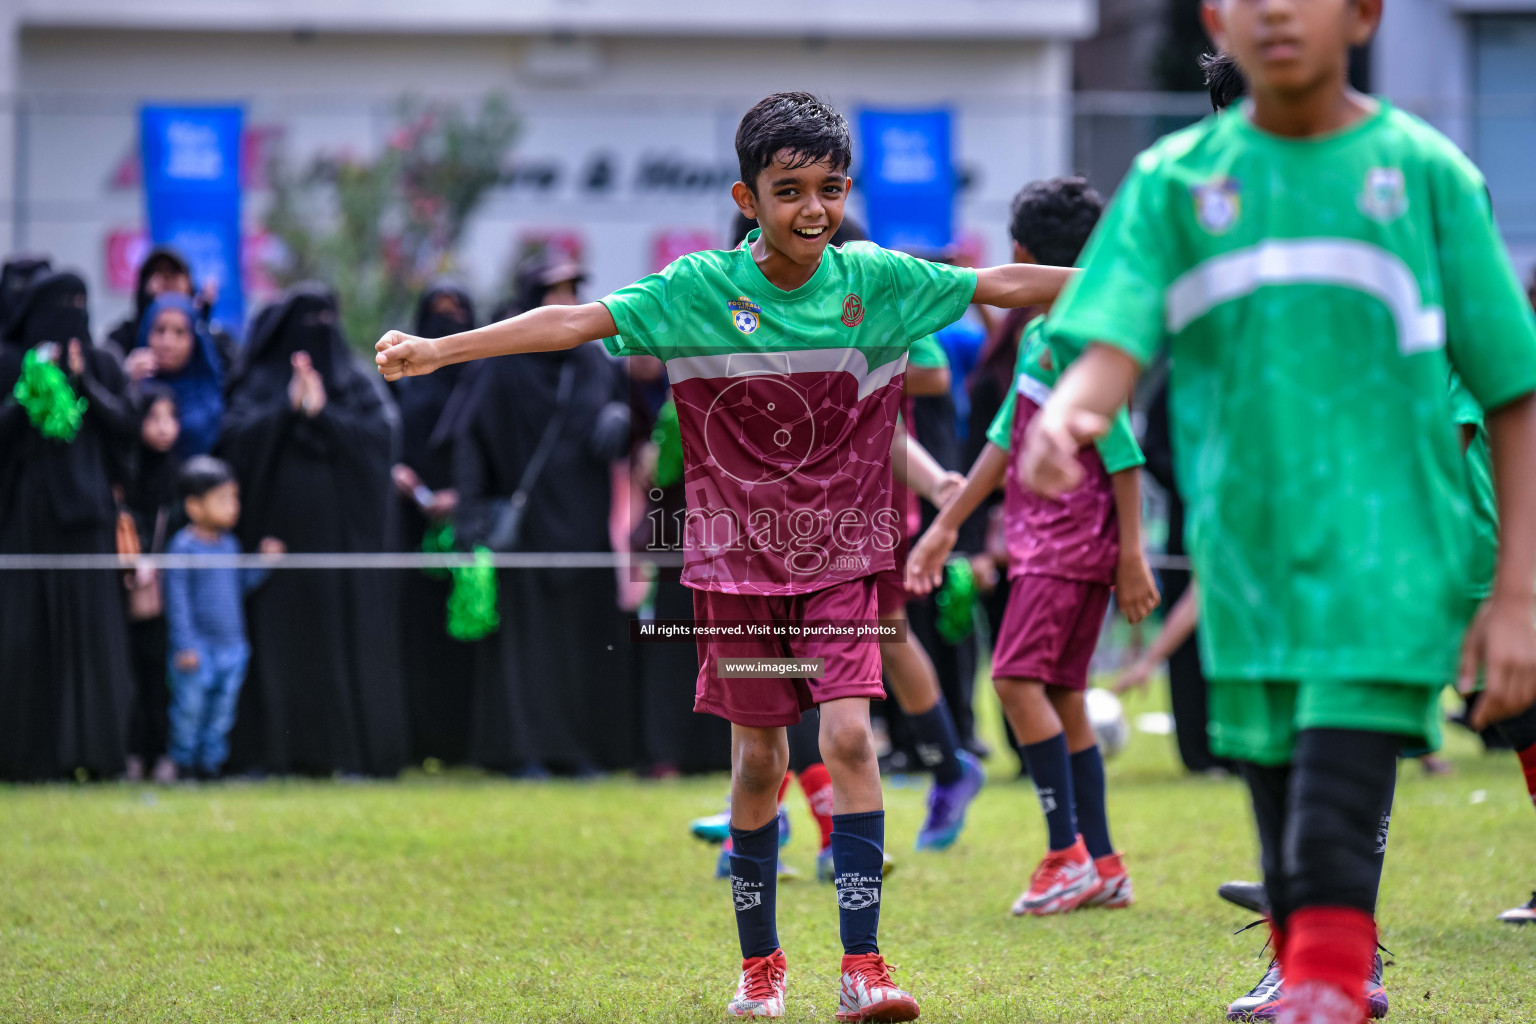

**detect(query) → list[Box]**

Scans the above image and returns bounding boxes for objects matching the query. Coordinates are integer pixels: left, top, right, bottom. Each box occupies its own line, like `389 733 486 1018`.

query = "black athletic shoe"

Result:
1226 960 1282 1021
1498 892 1536 924
1227 955 1389 1021
1218 880 1271 917
1365 952 1389 1017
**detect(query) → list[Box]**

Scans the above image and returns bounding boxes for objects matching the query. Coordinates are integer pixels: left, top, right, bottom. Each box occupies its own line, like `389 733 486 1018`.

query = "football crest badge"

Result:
728 297 762 334
836 887 880 911
1359 167 1407 222
1192 177 1241 234
841 293 864 327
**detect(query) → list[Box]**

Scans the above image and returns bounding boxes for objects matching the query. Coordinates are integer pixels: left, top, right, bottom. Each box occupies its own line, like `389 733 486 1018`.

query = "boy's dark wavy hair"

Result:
1200 50 1247 112
734 92 852 192
1008 176 1104 269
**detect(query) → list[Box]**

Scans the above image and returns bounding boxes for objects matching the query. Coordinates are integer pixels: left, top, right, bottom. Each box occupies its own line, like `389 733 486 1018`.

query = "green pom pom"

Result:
651 398 684 490
13 348 86 441
446 546 499 641
934 557 978 645
420 520 455 580
422 520 499 639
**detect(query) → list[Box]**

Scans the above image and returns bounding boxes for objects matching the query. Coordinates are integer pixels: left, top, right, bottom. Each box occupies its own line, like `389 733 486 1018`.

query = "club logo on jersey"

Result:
1192 177 1241 234
1359 167 1407 223
841 293 864 327
729 297 762 335
836 887 880 911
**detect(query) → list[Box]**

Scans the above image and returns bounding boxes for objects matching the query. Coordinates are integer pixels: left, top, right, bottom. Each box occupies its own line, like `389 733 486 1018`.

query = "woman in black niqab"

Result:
451 258 639 775
217 284 408 776
391 281 479 764
0 271 138 780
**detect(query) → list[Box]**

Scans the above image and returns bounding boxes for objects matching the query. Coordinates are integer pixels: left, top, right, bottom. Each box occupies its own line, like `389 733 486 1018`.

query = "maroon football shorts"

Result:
991 572 1112 691
692 576 886 727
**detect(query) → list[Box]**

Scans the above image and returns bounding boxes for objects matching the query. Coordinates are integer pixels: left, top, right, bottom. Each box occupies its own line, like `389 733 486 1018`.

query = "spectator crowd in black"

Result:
0 237 1201 785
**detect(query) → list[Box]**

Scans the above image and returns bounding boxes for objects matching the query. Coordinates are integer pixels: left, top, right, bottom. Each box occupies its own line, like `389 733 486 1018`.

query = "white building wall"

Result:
1374 0 1536 270
1374 0 1475 144
17 26 1078 331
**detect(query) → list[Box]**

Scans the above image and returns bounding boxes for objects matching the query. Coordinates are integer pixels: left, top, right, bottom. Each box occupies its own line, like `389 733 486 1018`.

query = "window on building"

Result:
1473 15 1536 241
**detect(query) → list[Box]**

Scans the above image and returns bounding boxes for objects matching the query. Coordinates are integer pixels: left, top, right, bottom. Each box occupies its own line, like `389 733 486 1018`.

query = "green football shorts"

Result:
1207 677 1442 766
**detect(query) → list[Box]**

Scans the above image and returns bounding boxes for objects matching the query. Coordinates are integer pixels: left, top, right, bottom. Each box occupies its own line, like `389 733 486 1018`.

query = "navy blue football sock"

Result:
908 701 963 785
728 819 780 959
1021 732 1078 851
831 810 885 955
1070 745 1113 859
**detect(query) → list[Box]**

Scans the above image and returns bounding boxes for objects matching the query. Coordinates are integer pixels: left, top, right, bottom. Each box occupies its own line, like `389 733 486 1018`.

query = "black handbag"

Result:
471 359 577 554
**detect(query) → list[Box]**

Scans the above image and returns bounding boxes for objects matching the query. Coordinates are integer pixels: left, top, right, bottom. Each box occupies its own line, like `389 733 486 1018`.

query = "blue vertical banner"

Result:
140 105 245 331
857 109 954 253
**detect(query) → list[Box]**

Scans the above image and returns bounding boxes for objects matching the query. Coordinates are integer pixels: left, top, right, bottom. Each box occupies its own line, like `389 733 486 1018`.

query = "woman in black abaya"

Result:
218 284 408 776
453 258 636 775
390 281 480 764
0 272 138 780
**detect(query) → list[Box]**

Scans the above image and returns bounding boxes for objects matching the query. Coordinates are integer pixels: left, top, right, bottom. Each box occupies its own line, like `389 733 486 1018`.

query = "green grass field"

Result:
3 684 1533 1023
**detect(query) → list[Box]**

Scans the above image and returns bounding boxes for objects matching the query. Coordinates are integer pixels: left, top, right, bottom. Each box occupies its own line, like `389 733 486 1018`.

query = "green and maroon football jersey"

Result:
601 230 976 595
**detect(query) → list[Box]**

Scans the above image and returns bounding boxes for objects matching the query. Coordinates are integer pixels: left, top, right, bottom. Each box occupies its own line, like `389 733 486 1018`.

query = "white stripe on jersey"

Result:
1164 238 1446 355
1015 372 1053 408
666 349 909 401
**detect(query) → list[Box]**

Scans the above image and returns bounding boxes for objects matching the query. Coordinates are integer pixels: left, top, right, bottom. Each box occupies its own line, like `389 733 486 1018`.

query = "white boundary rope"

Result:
0 551 1194 571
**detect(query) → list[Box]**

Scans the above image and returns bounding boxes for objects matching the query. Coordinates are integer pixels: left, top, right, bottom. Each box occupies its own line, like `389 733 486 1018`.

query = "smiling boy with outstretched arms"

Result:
377 91 1070 1021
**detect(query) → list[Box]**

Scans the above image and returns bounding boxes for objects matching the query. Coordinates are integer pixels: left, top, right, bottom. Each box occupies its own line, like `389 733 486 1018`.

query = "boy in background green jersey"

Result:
1020 2 1536 1022
378 92 1073 1022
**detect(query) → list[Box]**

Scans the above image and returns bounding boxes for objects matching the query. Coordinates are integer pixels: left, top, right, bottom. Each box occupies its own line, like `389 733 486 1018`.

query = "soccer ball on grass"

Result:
1086 688 1131 759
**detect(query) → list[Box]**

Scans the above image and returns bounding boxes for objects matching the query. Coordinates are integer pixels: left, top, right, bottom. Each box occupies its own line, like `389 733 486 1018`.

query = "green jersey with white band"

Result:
1046 101 1536 686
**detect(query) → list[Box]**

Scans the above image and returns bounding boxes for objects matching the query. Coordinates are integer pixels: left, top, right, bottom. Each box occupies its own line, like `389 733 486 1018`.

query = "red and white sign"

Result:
104 226 283 305
650 229 716 274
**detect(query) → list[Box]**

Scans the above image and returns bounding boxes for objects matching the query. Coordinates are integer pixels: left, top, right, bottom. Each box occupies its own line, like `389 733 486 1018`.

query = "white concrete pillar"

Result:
0 11 18 252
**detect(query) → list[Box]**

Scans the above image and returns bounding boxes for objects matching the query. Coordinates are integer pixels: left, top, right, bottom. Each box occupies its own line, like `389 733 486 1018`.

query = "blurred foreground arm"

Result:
1020 344 1140 498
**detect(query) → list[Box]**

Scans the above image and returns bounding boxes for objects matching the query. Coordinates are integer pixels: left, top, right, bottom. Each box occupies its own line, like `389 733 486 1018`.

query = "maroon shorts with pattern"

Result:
692 576 887 728
991 573 1112 691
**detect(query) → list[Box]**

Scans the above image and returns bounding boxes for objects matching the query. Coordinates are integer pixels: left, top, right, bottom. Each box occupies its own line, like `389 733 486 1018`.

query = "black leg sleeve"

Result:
1286 728 1401 915
1240 760 1293 927
1494 700 1536 753
1367 761 1396 901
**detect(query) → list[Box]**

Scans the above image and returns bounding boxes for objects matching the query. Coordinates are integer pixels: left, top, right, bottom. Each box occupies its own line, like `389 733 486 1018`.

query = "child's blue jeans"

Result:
168 640 250 773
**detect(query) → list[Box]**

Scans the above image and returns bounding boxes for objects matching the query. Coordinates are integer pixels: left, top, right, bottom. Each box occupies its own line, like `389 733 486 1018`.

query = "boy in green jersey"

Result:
378 92 1073 1021
1018 2 1536 1021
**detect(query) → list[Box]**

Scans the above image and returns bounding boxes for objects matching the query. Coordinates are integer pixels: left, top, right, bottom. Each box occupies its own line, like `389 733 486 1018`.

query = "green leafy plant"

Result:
262 95 518 351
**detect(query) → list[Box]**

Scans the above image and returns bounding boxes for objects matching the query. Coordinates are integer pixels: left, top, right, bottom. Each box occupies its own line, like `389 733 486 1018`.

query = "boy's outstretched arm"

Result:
1021 343 1141 498
1110 468 1159 624
1461 391 1536 728
906 442 1009 595
972 264 1077 310
376 302 619 381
